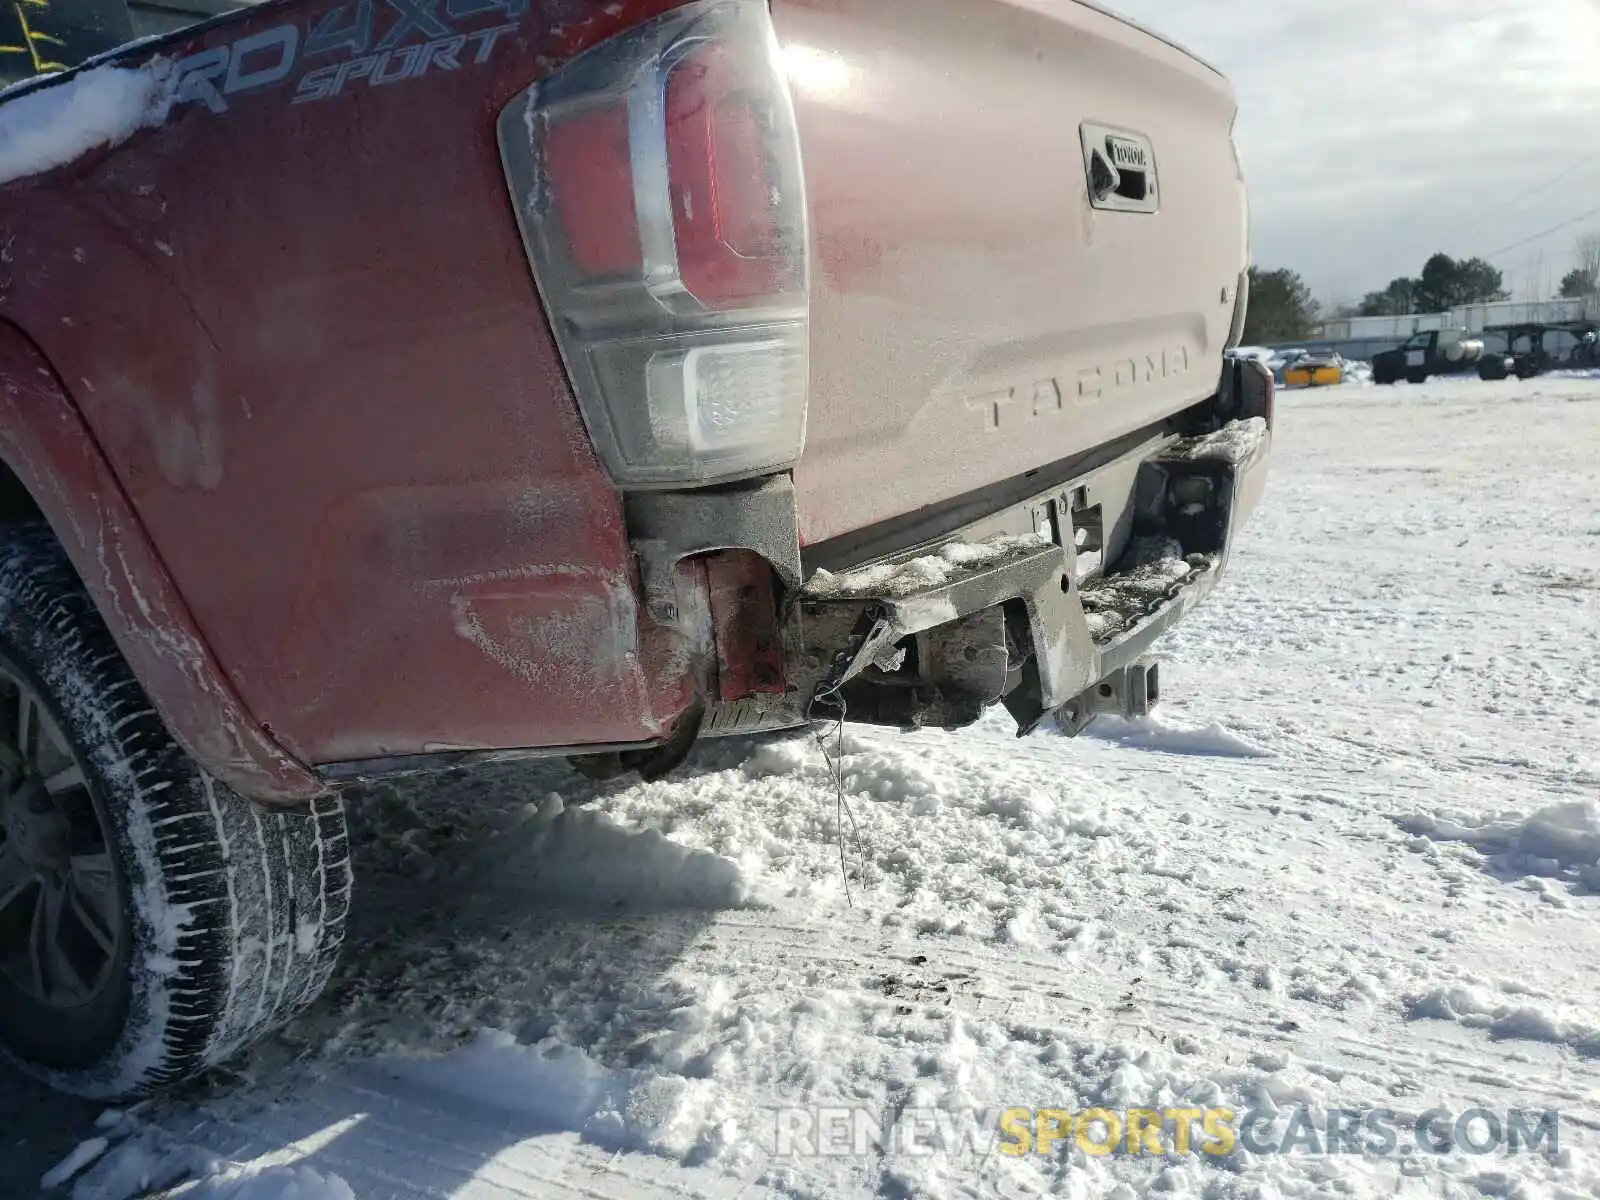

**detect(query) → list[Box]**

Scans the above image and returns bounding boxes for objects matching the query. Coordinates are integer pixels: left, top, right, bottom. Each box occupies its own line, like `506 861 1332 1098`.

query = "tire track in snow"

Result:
685 913 1600 1116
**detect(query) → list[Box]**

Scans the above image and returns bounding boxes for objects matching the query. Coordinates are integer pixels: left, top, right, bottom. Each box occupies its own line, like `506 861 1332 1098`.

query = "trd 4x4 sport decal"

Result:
171 0 526 112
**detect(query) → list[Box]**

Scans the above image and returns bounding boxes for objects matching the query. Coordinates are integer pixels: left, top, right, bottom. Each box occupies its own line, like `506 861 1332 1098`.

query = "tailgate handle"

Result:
1080 124 1159 214
1089 149 1119 201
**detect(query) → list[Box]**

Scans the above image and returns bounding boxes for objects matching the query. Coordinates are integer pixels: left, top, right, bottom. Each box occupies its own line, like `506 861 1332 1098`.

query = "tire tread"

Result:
0 522 350 1098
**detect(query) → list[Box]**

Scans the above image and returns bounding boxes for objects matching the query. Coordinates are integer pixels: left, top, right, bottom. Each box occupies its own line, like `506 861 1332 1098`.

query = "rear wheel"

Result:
0 524 350 1098
1405 369 1429 385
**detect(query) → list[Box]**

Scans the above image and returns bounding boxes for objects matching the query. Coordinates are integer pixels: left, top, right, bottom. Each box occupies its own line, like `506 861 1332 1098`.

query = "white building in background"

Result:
1451 298 1599 332
1315 298 1599 342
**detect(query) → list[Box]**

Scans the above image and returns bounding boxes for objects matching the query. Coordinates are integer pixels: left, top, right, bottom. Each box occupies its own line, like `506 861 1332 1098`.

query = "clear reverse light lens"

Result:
651 335 807 456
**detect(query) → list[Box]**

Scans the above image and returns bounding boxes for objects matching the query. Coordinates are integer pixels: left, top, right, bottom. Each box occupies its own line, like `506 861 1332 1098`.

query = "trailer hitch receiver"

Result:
1053 654 1161 736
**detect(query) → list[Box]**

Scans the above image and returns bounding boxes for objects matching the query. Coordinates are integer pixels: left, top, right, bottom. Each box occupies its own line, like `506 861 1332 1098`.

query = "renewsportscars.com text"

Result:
761 1106 1561 1160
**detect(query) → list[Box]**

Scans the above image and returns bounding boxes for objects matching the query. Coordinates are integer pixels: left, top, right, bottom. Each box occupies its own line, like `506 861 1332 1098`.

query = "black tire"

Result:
1405 370 1429 385
0 523 349 1098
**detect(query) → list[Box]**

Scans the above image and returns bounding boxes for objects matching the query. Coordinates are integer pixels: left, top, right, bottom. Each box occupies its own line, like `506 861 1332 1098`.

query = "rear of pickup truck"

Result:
0 0 1269 797
766 0 1272 737
498 0 1270 750
0 0 1269 1096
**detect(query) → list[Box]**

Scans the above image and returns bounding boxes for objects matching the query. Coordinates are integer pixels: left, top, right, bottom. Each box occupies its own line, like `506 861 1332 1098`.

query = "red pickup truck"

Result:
0 0 1270 1097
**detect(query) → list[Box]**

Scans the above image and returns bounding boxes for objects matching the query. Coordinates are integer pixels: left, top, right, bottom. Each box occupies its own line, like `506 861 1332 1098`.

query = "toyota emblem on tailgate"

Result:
1080 124 1160 214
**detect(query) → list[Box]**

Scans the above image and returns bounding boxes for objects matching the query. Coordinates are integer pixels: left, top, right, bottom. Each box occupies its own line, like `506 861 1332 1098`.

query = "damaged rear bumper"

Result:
320 373 1271 785
705 410 1270 740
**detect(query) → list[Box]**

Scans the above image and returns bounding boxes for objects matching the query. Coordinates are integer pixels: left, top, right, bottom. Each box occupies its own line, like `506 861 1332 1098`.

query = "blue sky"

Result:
1101 0 1600 303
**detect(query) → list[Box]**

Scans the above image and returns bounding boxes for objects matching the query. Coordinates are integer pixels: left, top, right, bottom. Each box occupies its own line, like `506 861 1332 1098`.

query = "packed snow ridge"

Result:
483 791 758 911
1163 416 1268 464
1405 982 1600 1058
0 60 174 187
1082 713 1273 758
1397 798 1600 892
804 532 1051 600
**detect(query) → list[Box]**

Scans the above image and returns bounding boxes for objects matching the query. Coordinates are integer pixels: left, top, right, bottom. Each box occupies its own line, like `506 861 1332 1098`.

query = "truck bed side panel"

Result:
0 0 697 767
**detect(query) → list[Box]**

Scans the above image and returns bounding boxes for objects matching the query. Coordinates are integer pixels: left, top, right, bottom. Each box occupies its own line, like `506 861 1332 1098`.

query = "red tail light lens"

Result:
542 100 642 281
666 43 795 307
498 0 810 488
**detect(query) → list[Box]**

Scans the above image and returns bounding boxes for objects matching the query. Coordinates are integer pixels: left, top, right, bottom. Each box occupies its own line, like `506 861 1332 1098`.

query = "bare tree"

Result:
1572 233 1600 297
1523 251 1548 303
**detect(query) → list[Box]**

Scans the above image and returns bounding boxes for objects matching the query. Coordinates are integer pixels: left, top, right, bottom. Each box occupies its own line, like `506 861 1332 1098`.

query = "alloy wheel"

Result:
0 661 123 1011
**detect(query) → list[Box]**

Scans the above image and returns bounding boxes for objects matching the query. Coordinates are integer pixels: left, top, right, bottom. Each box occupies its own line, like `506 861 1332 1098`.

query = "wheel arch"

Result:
0 319 321 806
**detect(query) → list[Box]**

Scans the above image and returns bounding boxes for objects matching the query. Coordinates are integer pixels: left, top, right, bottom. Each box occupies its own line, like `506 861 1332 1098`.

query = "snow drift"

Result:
0 61 174 187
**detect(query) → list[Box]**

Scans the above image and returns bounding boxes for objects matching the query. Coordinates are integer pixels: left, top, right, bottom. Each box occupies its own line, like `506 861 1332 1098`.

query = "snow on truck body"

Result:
0 0 1267 802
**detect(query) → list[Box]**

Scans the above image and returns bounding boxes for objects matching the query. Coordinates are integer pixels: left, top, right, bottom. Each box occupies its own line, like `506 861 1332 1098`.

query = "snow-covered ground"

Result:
10 374 1600 1199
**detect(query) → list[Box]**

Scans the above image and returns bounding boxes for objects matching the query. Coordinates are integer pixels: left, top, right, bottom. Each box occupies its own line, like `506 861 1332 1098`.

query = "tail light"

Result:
498 0 809 487
1243 357 1274 430
1226 269 1249 349
1217 356 1273 431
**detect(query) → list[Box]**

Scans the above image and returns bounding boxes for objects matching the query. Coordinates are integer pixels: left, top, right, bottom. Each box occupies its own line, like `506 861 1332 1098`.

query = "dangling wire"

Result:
809 676 863 907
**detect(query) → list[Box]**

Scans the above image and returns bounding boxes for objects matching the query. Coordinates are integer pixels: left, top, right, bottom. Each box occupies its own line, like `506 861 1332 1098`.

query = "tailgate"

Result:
773 0 1246 545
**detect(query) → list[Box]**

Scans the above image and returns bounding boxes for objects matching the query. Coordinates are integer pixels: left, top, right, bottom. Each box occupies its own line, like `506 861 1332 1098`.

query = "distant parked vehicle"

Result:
1478 327 1553 382
1371 329 1485 385
1566 328 1599 368
1476 322 1600 379
1264 348 1309 385
1283 350 1345 388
